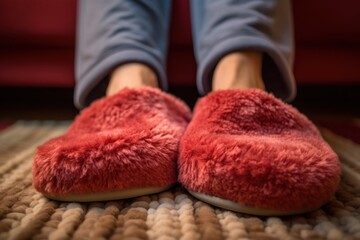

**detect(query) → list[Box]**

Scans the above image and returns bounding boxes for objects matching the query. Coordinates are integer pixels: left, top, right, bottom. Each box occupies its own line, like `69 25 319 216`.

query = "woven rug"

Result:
0 121 359 240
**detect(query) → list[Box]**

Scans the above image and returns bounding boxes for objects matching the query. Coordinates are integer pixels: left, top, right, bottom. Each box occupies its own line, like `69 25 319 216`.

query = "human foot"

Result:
106 63 159 96
212 51 265 91
33 87 191 202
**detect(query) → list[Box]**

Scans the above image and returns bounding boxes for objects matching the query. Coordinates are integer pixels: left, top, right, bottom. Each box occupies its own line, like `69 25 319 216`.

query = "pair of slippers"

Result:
33 87 340 216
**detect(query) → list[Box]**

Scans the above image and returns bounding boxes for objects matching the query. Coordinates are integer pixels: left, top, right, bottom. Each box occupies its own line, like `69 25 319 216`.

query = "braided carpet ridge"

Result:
0 121 359 240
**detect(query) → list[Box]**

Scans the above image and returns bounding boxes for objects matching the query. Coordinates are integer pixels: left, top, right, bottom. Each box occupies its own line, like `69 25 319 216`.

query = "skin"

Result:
106 62 158 96
106 51 265 96
212 51 265 91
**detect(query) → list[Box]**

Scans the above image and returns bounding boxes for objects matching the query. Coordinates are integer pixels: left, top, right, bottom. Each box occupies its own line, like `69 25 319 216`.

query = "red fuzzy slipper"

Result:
178 89 341 216
33 87 191 202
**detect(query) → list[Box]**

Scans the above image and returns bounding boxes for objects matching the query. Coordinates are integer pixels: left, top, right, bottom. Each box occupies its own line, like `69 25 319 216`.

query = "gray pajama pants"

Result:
75 0 295 109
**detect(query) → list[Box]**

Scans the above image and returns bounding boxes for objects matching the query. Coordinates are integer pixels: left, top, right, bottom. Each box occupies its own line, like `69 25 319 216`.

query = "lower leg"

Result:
106 63 159 97
212 51 265 92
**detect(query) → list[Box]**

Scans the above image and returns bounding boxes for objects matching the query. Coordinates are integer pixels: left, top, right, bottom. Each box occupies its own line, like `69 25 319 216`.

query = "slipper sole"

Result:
44 185 173 202
188 190 316 216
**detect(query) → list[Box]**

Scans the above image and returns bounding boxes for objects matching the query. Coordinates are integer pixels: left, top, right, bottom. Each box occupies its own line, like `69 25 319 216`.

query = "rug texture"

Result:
0 121 359 240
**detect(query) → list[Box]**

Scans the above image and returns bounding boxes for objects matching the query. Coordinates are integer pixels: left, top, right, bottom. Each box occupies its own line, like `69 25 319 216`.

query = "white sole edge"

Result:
188 190 316 216
44 185 173 202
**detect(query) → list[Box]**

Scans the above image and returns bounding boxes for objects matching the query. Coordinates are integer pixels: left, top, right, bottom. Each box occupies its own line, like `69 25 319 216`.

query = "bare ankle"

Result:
212 51 265 92
106 63 159 96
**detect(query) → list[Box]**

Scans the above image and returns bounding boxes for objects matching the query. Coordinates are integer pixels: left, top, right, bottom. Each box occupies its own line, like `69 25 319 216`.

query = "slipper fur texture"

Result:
178 89 341 212
33 87 191 197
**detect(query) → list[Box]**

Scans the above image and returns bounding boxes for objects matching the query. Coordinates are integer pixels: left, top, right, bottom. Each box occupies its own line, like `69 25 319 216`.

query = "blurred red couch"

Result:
1 0 360 88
